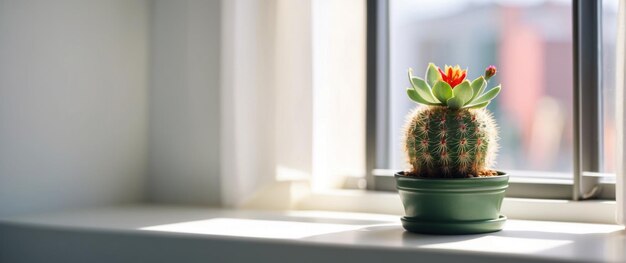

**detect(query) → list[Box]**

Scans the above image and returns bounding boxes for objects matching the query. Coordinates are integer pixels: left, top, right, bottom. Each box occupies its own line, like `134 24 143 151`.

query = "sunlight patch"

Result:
141 218 365 239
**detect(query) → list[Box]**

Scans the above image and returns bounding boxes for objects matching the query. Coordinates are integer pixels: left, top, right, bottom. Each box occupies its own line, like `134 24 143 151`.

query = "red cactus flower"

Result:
437 65 467 88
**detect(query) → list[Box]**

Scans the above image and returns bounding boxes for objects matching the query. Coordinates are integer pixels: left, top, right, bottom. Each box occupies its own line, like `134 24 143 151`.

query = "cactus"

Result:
403 63 501 178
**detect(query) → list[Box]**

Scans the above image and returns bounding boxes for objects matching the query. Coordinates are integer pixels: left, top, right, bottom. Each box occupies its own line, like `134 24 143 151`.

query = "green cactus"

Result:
403 63 501 178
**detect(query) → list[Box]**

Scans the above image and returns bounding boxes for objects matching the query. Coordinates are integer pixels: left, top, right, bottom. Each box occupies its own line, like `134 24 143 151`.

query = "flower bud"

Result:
485 65 497 80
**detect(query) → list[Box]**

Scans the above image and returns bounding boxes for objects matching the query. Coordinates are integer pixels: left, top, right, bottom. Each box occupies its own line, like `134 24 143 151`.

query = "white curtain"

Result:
220 0 314 207
616 0 626 225
220 0 366 208
311 0 366 190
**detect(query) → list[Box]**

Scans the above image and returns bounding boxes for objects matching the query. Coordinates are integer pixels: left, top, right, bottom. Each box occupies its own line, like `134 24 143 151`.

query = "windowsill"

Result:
1 205 624 263
295 189 617 224
239 181 616 224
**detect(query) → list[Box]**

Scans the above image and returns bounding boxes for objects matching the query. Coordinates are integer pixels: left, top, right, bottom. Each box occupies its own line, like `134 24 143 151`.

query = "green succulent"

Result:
406 63 501 110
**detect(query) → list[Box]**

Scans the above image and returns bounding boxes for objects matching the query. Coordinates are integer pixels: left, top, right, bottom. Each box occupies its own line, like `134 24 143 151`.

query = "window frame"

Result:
365 0 389 191
365 0 615 200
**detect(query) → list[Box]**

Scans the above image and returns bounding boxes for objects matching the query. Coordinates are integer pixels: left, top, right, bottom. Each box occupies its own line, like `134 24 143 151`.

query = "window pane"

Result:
602 0 619 176
387 0 574 175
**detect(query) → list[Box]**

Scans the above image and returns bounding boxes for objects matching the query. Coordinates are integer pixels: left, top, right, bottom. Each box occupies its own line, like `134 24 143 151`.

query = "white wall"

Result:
0 0 149 217
147 0 222 205
0 0 225 216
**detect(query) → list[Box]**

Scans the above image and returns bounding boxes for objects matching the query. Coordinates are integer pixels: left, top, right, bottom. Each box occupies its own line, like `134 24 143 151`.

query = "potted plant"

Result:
396 63 508 235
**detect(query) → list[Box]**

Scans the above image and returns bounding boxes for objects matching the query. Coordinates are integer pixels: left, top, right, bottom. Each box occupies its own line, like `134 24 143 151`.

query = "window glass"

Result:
602 0 619 177
388 0 574 174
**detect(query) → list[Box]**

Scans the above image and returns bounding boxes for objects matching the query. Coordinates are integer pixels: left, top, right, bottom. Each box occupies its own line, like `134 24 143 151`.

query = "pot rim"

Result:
395 170 508 193
394 171 508 181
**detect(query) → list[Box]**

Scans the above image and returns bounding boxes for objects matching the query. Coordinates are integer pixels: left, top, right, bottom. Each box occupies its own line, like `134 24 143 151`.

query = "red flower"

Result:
437 65 467 88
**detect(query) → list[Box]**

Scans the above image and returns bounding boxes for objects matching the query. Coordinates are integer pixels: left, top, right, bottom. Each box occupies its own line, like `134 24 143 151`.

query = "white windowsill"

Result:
294 189 617 224
1 205 624 263
244 181 617 224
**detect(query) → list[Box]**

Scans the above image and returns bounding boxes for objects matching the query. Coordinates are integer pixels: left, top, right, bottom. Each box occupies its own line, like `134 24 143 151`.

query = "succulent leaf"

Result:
465 101 490 109
469 85 501 106
407 88 439 105
410 77 439 104
432 81 453 104
452 80 473 106
426 63 441 87
446 96 464 109
470 77 486 102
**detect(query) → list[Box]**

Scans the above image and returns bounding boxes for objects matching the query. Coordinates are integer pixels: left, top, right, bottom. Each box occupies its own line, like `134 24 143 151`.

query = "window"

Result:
366 0 619 200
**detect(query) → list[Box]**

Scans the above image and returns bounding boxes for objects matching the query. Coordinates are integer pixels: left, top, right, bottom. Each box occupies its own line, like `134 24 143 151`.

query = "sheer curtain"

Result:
220 0 313 208
220 0 365 208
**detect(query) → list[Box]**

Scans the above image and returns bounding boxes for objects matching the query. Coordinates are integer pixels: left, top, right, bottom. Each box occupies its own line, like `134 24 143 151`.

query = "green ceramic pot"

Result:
395 171 509 235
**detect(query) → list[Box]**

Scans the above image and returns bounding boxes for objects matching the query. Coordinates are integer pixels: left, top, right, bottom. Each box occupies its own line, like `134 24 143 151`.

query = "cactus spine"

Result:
403 63 501 178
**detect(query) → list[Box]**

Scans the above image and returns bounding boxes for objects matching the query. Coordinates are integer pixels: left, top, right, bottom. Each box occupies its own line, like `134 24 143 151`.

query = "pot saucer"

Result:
401 215 507 235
